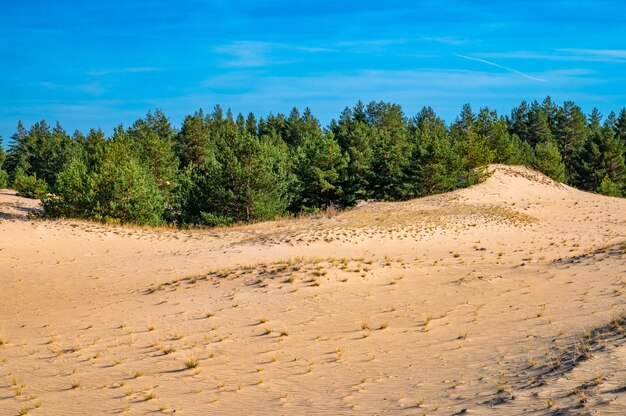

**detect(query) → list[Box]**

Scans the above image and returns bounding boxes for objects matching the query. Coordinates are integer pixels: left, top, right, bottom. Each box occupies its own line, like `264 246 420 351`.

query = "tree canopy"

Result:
2 97 625 226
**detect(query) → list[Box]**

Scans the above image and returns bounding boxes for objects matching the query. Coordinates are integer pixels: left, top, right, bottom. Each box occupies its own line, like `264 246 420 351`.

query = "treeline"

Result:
0 98 625 226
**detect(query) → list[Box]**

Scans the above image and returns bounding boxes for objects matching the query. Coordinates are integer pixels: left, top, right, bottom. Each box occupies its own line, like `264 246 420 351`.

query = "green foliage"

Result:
92 140 165 225
42 158 94 218
291 129 347 211
407 107 462 196
0 170 7 188
366 102 411 200
13 168 48 199
3 97 625 227
555 101 588 181
599 175 623 197
0 136 7 188
452 104 494 185
178 120 291 226
535 139 566 182
573 126 626 192
333 107 374 205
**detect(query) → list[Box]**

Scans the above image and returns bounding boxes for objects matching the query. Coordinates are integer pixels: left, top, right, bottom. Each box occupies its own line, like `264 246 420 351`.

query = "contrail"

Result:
455 54 547 83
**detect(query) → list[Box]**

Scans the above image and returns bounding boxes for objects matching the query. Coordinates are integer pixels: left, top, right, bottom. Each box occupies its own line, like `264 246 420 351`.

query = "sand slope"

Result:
1 165 625 415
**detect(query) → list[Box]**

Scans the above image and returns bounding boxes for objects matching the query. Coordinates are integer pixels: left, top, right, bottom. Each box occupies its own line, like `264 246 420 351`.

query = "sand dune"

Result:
1 165 625 415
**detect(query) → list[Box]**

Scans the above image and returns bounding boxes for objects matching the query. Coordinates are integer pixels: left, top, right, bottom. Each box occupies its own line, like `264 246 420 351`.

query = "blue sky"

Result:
2 0 626 139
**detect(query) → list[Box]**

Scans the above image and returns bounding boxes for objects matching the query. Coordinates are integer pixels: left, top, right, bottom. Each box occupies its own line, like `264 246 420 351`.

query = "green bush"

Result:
13 169 48 199
0 170 8 188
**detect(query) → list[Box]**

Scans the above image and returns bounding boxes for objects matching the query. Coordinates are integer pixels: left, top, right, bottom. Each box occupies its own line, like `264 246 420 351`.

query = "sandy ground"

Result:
1 164 625 415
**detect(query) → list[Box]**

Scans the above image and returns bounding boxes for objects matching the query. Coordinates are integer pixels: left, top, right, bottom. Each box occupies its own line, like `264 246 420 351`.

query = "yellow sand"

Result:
1 165 625 415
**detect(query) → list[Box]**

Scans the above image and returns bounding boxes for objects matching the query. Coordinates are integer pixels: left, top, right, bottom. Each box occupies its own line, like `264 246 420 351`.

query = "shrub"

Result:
13 169 48 199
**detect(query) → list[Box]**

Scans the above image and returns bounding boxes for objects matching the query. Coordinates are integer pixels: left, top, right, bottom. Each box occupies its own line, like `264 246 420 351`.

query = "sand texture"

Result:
1 165 626 415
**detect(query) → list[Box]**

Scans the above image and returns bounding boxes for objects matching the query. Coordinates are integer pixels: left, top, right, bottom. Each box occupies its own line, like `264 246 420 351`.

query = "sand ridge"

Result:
1 165 626 415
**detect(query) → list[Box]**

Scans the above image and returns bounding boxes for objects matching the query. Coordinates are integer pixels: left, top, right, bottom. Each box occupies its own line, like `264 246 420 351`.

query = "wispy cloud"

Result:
39 81 105 95
474 49 626 63
422 36 471 46
336 39 407 47
86 67 161 76
213 41 331 68
455 54 546 82
558 48 626 61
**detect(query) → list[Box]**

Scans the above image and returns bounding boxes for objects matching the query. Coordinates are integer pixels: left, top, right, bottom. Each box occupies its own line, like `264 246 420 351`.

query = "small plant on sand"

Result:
144 391 156 401
162 346 176 355
423 315 433 330
18 408 29 415
185 357 199 369
71 380 80 389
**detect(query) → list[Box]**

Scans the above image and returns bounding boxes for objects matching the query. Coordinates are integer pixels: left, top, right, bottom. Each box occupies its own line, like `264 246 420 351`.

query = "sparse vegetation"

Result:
184 357 199 369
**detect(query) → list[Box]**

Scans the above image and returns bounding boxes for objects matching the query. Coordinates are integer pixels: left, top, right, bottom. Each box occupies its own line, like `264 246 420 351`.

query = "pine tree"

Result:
476 107 520 164
291 130 347 211
571 126 625 193
535 139 565 182
615 108 626 147
555 101 588 182
451 104 493 185
407 107 462 196
332 107 373 205
508 101 531 144
175 111 213 168
366 101 411 200
0 136 7 187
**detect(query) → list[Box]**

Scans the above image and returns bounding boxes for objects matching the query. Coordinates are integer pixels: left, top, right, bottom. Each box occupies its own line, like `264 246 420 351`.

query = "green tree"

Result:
0 136 7 187
407 106 462 196
179 124 291 226
555 101 588 182
13 168 48 199
366 101 411 200
332 107 374 205
535 139 565 182
476 107 521 164
291 130 347 211
43 157 94 218
175 110 213 168
573 126 626 193
451 104 494 185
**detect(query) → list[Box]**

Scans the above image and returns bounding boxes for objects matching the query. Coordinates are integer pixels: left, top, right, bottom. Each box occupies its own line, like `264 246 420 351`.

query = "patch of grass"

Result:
71 380 80 389
162 346 176 355
18 408 29 415
184 357 199 370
